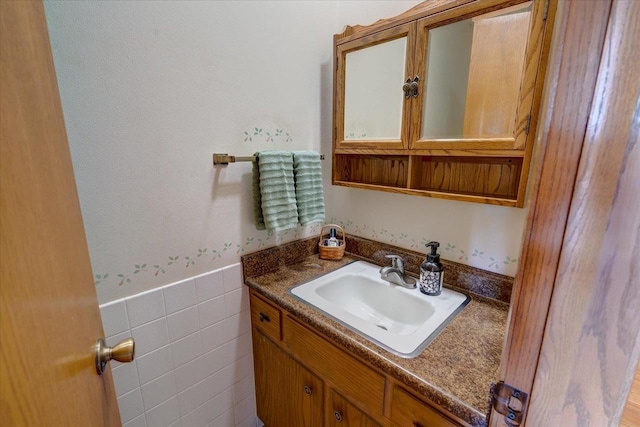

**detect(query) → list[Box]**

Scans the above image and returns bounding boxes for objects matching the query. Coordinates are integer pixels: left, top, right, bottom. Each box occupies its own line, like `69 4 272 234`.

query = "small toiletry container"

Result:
326 228 340 247
419 241 444 296
318 224 345 260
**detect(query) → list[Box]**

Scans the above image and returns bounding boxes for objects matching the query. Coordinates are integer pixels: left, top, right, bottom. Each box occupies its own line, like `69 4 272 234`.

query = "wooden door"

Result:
253 329 324 427
0 1 120 425
621 366 640 427
327 391 380 427
491 0 640 425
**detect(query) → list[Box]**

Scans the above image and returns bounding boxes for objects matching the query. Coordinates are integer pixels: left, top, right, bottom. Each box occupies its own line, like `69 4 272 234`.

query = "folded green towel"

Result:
252 157 266 230
293 151 325 226
253 151 298 231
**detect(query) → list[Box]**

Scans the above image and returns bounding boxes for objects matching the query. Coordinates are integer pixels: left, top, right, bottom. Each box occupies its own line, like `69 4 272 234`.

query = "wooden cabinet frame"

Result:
332 0 555 207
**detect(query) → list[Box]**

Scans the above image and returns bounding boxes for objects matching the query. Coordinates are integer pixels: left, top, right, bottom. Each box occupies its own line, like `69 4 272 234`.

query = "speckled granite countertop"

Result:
242 236 510 427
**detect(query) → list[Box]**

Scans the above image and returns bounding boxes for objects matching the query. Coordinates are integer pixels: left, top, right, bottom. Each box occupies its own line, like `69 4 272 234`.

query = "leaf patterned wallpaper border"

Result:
95 219 519 288
327 218 519 274
243 127 294 143
94 223 324 287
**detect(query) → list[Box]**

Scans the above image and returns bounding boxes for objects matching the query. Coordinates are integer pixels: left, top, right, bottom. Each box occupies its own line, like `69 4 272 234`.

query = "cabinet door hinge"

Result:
543 0 550 20
524 114 532 135
487 381 529 427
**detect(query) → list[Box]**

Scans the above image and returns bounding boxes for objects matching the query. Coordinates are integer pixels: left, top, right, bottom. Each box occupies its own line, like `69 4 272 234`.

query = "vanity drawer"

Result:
391 386 459 427
250 292 281 341
283 315 385 417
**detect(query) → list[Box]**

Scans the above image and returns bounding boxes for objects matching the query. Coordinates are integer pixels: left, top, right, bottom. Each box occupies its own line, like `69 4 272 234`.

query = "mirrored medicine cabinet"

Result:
332 0 555 207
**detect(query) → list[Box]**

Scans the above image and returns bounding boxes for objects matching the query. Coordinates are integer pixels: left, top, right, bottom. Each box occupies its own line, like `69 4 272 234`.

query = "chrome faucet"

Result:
379 254 417 289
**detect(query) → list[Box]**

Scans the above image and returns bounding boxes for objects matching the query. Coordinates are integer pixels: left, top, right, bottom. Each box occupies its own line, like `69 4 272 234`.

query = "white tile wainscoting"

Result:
99 263 257 427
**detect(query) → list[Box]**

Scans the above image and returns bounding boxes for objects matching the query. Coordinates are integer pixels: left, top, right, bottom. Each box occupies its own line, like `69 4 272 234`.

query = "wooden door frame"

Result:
492 0 640 425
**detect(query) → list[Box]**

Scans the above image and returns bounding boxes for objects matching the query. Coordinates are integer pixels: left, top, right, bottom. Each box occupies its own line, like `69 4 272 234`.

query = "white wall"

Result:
45 1 336 304
45 0 527 307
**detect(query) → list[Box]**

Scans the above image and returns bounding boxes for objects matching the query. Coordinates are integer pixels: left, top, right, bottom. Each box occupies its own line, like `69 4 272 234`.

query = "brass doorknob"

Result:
95 337 135 375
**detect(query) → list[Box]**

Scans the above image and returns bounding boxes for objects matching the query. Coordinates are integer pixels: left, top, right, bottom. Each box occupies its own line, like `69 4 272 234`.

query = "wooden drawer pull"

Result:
334 410 343 422
259 312 271 323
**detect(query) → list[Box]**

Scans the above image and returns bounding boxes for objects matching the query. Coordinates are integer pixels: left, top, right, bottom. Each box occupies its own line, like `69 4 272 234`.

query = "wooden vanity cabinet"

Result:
390 386 459 427
250 291 464 427
332 0 556 207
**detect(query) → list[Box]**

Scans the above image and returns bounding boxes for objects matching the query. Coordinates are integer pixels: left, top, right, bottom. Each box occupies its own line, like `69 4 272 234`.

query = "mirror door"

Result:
335 23 415 150
410 1 536 150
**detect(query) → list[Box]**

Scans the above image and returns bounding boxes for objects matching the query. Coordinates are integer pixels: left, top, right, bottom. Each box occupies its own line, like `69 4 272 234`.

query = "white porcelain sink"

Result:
289 260 470 358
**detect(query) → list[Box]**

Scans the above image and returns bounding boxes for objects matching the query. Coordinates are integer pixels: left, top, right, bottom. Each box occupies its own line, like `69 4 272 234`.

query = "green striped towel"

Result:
293 151 325 226
251 158 266 230
253 151 298 231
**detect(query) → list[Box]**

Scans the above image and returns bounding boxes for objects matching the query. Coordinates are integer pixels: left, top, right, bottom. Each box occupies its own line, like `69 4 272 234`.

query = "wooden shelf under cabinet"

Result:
335 154 409 189
409 155 523 200
334 153 524 206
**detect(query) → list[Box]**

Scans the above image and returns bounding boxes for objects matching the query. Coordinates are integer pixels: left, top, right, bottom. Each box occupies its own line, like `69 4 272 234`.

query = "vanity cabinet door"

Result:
283 315 386 418
253 329 324 427
328 390 381 427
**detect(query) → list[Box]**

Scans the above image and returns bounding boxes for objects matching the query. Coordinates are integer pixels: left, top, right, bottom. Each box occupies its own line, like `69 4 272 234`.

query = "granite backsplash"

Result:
242 234 513 304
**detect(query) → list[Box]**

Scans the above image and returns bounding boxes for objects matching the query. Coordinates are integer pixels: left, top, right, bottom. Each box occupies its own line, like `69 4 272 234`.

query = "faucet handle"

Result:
385 254 404 271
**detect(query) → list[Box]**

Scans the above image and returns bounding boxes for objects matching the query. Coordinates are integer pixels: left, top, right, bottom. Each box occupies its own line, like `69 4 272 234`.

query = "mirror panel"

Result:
421 20 473 139
344 37 407 140
420 3 532 140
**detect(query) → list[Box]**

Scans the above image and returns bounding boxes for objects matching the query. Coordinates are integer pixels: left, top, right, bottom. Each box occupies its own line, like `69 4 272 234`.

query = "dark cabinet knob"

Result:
402 77 412 99
303 385 313 395
334 410 343 422
259 312 270 322
409 76 420 98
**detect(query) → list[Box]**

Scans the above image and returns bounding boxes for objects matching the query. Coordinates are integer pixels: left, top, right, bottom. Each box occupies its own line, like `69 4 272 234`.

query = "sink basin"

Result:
289 260 470 358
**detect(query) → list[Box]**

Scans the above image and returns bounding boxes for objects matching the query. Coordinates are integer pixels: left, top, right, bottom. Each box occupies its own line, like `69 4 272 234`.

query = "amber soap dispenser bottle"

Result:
419 241 444 296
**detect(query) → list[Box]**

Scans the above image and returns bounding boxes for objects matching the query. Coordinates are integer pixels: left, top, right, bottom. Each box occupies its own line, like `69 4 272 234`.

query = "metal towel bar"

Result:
213 153 324 166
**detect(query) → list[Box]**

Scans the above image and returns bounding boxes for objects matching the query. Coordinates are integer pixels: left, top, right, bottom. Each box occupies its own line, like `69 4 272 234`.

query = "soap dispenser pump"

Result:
419 241 444 296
